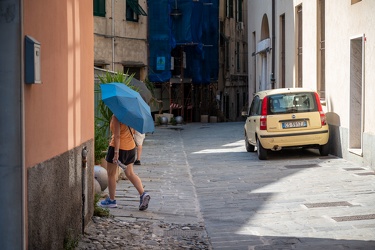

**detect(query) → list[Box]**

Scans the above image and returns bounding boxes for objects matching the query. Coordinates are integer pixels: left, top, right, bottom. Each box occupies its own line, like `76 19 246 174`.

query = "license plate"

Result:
282 120 307 129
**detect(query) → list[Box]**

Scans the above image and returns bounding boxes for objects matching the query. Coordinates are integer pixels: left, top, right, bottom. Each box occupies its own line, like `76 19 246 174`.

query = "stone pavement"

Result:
78 122 375 249
77 124 211 249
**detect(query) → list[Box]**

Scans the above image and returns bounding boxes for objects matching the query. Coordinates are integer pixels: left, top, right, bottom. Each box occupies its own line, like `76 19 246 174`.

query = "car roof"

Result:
255 88 316 99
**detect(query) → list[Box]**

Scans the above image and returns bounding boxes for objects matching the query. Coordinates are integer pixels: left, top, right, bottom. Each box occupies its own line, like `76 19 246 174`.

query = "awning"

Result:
252 38 271 56
127 0 147 16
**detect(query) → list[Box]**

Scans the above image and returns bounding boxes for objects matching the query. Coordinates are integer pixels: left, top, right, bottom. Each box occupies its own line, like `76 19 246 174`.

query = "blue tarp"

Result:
147 0 218 84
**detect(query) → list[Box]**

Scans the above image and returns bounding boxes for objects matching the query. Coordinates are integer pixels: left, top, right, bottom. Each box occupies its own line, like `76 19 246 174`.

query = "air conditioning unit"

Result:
237 22 244 31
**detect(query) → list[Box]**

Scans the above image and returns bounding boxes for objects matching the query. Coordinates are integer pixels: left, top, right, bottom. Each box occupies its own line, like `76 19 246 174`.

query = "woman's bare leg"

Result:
106 162 118 200
125 164 144 195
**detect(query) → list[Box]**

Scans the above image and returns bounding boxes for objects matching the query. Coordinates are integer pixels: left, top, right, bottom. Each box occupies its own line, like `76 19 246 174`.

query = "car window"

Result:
249 96 260 116
257 99 263 115
268 92 317 114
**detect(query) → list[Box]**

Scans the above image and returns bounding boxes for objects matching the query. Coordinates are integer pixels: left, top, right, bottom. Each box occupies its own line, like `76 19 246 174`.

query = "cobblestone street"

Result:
78 122 375 249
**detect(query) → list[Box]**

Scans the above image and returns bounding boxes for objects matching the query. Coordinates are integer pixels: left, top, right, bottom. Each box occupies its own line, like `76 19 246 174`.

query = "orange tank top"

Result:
109 123 136 150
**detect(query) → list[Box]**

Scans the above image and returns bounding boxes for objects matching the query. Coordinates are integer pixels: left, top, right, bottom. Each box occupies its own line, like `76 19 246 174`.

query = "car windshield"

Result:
268 92 317 114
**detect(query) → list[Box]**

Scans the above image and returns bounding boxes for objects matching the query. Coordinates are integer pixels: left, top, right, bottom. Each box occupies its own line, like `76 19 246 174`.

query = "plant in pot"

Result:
94 124 109 165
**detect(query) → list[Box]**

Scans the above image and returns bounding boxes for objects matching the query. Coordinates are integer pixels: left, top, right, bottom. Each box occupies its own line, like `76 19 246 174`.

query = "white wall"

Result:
325 1 375 131
275 0 295 87
247 0 375 168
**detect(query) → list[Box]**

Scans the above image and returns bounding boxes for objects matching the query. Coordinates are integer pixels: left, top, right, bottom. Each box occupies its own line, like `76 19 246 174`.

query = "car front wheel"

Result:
245 133 255 152
257 138 268 160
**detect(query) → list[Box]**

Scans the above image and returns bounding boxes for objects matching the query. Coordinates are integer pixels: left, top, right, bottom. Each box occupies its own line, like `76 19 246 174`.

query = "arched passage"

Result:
261 14 270 40
258 14 271 91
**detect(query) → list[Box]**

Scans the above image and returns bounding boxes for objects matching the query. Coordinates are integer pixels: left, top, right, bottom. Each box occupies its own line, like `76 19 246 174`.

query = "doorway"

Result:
260 54 268 91
349 35 364 155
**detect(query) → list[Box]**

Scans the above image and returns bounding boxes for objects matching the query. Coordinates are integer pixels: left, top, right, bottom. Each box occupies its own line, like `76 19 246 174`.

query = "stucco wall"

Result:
27 141 94 249
324 0 375 169
300 0 317 90
23 0 94 248
275 0 294 87
325 1 375 132
24 0 94 167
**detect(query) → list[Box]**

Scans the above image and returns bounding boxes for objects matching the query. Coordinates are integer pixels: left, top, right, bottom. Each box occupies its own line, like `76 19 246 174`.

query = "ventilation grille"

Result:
284 164 320 169
332 214 375 222
355 172 375 176
304 201 352 208
343 168 365 171
164 229 203 237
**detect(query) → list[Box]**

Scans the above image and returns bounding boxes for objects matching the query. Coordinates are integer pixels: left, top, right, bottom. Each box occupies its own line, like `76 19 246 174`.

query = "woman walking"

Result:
99 114 150 210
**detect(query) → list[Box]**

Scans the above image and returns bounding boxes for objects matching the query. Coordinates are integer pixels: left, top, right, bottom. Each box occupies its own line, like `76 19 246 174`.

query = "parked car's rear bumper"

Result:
258 128 329 149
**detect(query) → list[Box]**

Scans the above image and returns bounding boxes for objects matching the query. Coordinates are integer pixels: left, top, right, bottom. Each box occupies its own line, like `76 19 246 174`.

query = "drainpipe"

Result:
112 0 115 70
0 0 25 249
271 0 276 88
81 146 88 234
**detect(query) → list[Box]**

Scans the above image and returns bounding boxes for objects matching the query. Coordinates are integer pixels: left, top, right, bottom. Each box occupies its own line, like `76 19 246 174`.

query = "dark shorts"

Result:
106 146 136 165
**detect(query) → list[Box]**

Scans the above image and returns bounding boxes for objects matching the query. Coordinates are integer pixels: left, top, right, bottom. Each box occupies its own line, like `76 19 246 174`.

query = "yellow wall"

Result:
24 0 94 168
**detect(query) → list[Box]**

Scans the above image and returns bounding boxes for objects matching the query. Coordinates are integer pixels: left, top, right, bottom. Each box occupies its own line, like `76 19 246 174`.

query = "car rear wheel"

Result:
319 143 329 156
257 138 268 160
245 133 255 152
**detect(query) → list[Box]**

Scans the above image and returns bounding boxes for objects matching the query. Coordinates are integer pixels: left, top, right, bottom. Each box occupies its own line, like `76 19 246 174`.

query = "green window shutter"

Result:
238 0 242 22
126 0 147 16
94 0 106 17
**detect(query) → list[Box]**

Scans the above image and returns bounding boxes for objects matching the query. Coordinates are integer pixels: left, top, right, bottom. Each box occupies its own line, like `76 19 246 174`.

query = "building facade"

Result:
24 1 95 248
147 0 220 122
219 0 249 121
94 0 148 80
247 0 375 169
0 0 95 249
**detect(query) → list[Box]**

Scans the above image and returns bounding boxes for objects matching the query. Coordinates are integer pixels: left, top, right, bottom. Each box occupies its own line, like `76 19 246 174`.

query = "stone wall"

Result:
28 140 94 249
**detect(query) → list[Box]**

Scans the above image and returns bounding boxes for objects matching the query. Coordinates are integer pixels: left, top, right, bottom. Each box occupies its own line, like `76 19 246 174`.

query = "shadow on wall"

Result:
326 97 342 157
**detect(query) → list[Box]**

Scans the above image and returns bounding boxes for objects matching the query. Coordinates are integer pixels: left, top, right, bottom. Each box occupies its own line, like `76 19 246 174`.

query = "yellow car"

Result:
244 88 329 160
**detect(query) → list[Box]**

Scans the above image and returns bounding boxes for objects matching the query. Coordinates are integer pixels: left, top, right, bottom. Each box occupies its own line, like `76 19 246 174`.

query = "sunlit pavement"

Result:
113 122 375 249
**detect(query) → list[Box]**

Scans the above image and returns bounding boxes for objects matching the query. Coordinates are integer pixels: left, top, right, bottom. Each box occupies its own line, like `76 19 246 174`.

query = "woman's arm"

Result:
112 115 121 163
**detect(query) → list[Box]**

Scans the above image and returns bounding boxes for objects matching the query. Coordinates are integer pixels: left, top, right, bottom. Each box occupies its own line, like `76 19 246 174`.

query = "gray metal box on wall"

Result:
25 35 41 84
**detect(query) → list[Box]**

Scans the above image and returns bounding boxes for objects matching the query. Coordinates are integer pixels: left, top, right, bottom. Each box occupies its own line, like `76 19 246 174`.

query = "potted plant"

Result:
94 124 109 165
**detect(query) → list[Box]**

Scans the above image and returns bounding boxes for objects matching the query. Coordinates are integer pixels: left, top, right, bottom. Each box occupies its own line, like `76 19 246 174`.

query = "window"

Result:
126 0 147 22
124 66 141 80
219 21 224 47
236 0 243 22
225 40 230 71
236 91 240 117
242 92 247 111
236 42 240 72
242 43 247 73
249 96 260 116
226 0 233 18
268 92 317 114
94 0 105 17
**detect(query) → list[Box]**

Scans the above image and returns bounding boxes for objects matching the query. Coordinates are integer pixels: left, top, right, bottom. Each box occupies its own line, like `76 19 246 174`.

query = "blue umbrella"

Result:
100 82 154 133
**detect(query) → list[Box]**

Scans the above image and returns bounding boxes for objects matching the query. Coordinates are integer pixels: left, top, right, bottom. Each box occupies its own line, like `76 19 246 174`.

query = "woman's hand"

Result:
113 151 119 164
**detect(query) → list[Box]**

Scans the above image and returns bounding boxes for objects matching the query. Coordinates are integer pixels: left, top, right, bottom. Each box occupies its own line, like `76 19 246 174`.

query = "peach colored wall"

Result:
24 0 94 168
